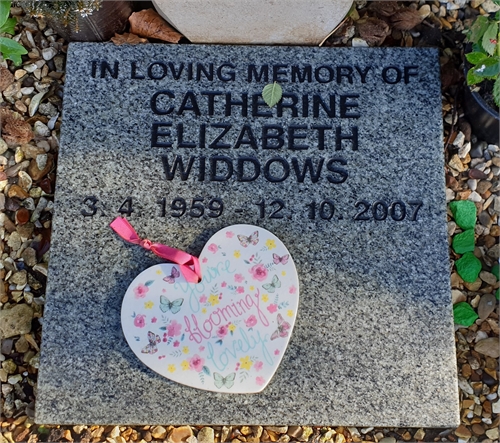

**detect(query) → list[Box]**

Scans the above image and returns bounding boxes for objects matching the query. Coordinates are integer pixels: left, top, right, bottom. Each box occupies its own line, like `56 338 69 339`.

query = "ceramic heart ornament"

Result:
121 224 299 393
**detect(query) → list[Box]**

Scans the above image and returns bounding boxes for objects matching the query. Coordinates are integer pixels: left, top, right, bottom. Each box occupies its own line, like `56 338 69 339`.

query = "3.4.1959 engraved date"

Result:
81 196 423 222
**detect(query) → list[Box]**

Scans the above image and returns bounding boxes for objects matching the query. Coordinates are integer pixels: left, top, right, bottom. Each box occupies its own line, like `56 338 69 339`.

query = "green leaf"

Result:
456 252 482 283
482 22 498 56
449 200 477 229
0 16 15 34
0 37 27 54
466 52 489 65
467 68 483 85
491 263 499 280
453 302 478 327
145 280 154 287
262 82 283 108
467 15 489 44
452 229 475 254
0 0 11 28
473 56 500 78
494 76 500 108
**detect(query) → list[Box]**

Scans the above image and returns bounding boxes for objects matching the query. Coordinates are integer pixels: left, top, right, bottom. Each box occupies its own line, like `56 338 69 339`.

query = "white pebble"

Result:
351 38 369 47
487 144 499 152
33 121 50 137
446 188 455 202
468 191 482 202
467 179 477 191
493 400 500 413
458 141 471 158
453 131 465 148
486 393 497 400
42 47 58 61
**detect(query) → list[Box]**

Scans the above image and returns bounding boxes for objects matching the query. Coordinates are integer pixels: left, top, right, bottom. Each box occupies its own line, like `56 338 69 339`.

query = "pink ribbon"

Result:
110 217 201 283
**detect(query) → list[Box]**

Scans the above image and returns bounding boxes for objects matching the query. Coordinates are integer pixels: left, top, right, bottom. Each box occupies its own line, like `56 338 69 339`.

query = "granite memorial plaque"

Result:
36 43 459 426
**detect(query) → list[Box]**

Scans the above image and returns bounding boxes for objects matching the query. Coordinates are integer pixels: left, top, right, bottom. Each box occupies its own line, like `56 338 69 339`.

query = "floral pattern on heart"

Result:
121 224 299 393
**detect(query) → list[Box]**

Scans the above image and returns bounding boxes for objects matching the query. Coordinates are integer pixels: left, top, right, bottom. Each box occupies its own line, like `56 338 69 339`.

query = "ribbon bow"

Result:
110 217 201 283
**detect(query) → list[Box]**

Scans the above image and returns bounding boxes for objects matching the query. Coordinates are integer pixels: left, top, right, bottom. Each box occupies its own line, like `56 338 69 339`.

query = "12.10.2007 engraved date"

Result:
81 196 423 222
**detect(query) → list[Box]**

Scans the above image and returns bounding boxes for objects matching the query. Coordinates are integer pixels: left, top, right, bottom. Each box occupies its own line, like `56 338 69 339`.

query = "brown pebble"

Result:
455 425 472 439
478 293 497 319
469 168 488 179
15 208 30 225
39 176 53 194
7 184 30 200
471 424 485 435
0 67 14 91
28 153 53 181
483 400 492 414
462 399 474 409
462 363 472 378
490 225 500 237
475 337 500 358
167 426 193 443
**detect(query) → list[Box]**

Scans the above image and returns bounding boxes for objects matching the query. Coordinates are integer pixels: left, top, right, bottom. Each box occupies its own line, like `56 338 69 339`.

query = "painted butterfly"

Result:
237 231 259 247
163 267 180 284
141 331 161 354
160 295 184 314
213 372 236 389
273 253 289 265
270 313 291 341
262 274 281 293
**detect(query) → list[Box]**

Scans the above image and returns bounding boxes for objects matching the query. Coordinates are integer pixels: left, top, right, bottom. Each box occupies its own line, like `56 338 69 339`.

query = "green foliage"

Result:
452 229 475 254
449 200 477 230
20 0 101 32
491 263 499 280
456 252 482 283
453 302 478 327
0 0 27 65
464 10 500 107
262 82 283 108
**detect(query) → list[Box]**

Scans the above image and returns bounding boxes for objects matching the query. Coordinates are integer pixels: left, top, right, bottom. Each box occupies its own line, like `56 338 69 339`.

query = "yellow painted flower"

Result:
265 239 276 250
240 356 253 370
262 294 269 303
287 310 294 317
167 364 176 373
144 301 154 309
208 294 219 306
234 250 241 258
229 323 236 332
249 285 255 291
202 308 207 314
182 346 189 354
181 360 190 370
281 270 286 276
156 269 162 275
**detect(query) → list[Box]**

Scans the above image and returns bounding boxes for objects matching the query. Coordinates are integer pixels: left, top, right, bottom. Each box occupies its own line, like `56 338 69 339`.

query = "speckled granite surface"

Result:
36 44 459 426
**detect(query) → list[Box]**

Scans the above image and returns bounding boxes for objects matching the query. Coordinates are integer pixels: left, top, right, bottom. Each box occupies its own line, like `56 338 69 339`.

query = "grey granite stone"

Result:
36 43 459 426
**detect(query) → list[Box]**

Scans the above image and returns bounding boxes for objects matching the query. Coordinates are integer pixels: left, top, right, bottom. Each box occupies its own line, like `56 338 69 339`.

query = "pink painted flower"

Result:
234 274 244 283
226 231 234 238
167 320 182 337
217 325 228 338
134 314 146 328
199 346 205 351
134 284 149 299
254 361 263 372
151 317 157 323
221 281 227 288
245 315 257 328
236 286 244 294
267 304 278 314
173 340 180 347
249 264 268 281
200 295 207 303
256 376 265 386
208 243 218 253
189 354 205 372
289 285 297 294
274 349 280 356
